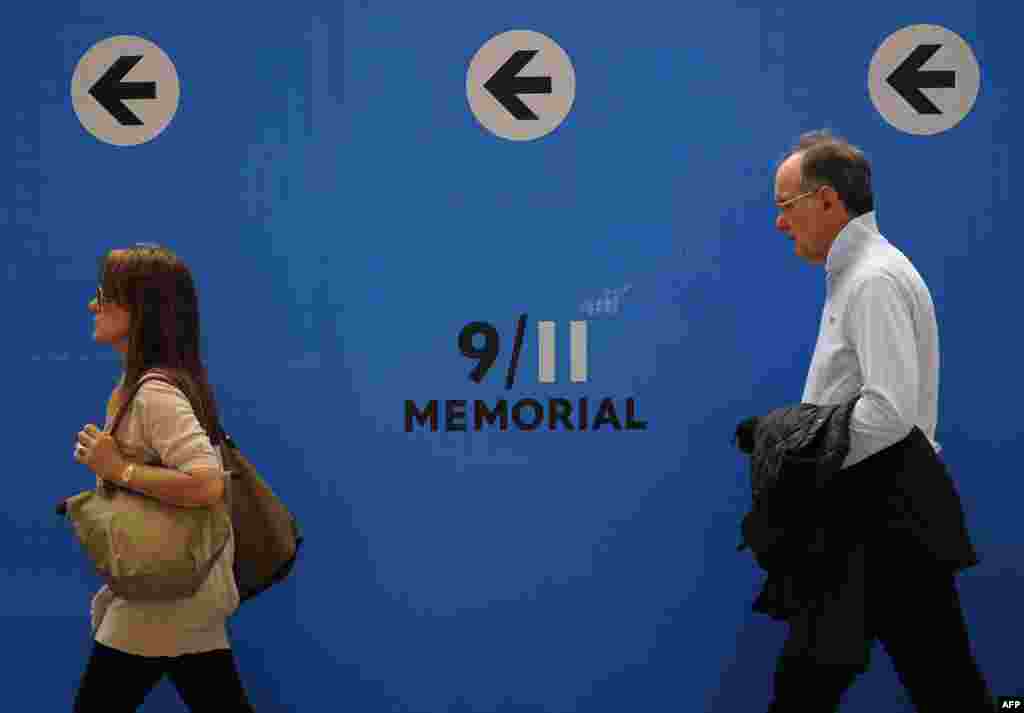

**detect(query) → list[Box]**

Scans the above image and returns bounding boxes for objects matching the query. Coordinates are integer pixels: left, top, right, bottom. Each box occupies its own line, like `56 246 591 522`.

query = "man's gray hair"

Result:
780 129 874 216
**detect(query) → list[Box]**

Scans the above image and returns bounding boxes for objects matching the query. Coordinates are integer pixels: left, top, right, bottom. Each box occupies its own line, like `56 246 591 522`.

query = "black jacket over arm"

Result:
734 394 980 669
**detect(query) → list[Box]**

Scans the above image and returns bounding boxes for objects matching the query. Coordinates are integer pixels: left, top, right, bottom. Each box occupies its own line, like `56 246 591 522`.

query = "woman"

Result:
72 244 255 712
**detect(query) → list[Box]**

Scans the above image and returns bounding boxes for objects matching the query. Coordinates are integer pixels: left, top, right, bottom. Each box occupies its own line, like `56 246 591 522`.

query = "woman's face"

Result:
89 285 131 353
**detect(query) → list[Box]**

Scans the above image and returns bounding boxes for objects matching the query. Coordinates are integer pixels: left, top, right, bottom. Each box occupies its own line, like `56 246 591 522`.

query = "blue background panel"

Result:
3 1 1018 710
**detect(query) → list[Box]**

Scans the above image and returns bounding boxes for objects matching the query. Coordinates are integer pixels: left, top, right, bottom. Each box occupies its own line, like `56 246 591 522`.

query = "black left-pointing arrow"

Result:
885 44 955 115
484 49 552 120
89 55 157 126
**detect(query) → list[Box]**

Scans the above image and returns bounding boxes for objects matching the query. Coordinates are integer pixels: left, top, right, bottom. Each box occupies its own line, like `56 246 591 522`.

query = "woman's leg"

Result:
165 647 255 712
72 641 167 713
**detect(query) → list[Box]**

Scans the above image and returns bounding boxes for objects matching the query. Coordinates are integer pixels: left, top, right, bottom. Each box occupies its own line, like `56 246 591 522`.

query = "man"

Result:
766 129 995 711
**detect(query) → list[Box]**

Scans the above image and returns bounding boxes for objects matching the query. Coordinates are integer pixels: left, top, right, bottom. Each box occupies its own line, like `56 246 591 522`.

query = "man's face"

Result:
774 154 832 266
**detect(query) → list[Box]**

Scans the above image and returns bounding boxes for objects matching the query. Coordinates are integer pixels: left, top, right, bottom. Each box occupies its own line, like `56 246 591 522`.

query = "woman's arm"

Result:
116 462 225 508
107 378 226 508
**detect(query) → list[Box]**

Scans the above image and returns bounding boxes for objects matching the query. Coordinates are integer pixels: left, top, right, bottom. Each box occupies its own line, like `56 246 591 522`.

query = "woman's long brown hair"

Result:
98 244 223 445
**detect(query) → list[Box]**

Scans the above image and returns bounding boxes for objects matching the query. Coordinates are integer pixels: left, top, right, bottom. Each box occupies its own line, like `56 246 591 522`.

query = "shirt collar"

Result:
825 211 879 277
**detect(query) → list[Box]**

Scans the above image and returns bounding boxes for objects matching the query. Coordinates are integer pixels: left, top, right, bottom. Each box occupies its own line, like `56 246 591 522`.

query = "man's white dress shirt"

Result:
801 211 942 470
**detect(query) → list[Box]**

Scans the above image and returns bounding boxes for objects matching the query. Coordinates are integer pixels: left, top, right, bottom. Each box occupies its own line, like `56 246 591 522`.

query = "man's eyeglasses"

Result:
95 286 109 308
775 185 824 211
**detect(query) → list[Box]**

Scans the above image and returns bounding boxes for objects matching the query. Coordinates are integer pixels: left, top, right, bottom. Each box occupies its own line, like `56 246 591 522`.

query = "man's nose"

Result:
776 213 788 232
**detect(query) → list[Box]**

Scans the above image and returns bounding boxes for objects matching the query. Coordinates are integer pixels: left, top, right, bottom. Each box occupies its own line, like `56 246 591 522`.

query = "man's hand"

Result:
74 424 126 483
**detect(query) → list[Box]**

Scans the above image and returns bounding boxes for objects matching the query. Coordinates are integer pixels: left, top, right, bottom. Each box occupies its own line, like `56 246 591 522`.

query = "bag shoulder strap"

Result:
108 369 179 438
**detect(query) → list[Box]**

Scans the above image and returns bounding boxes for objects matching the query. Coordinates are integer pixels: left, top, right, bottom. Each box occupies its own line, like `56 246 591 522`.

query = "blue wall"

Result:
4 1 1018 710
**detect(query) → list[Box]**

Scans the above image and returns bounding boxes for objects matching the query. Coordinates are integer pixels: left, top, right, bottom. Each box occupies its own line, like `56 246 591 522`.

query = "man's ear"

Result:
821 185 839 211
822 185 849 219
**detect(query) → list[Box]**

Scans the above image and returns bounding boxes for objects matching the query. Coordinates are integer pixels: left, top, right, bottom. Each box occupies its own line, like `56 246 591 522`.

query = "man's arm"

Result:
845 275 919 460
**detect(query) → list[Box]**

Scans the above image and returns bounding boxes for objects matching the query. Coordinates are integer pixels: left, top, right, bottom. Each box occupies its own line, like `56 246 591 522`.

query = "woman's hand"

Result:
74 424 126 483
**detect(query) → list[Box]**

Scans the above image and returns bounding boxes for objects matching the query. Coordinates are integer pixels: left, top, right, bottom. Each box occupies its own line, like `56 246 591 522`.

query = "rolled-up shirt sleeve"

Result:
844 275 919 465
135 380 220 473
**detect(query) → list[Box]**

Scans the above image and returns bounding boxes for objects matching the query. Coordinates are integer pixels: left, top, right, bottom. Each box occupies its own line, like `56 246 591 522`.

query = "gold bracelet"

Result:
121 462 136 486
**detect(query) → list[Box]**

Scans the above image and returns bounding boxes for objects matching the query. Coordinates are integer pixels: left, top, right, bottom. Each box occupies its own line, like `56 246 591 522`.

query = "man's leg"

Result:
765 652 862 712
870 544 996 712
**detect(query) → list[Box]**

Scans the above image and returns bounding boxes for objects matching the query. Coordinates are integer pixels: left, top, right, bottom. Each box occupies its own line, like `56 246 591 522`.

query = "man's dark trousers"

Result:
765 431 995 712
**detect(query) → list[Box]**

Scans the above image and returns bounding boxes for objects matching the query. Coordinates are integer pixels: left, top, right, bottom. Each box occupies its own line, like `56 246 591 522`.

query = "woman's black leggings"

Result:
73 641 255 712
